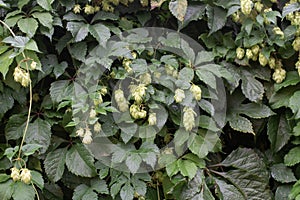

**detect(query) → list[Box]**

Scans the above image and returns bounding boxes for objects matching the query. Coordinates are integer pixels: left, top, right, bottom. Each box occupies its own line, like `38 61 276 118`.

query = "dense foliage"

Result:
0 0 300 199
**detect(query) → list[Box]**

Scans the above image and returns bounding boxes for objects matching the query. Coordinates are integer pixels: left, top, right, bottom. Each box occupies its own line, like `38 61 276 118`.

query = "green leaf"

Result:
234 103 275 119
174 128 189 147
66 144 96 177
289 91 300 119
69 42 87 62
178 159 197 179
284 146 300 166
21 144 43 156
206 6 227 35
274 72 300 91
178 67 194 82
0 174 10 183
270 163 297 183
282 2 300 18
12 182 35 200
25 39 41 52
275 185 292 200
43 183 64 200
293 122 300 136
50 80 71 103
169 0 188 22
4 146 19 161
18 0 30 9
5 114 27 140
166 161 179 177
44 148 67 182
0 180 13 200
90 179 109 194
32 12 53 29
270 86 298 109
25 118 52 154
126 153 142 174
219 148 272 200
89 23 111 47
241 72 264 102
37 0 54 11
215 178 244 200
17 18 38 38
179 4 206 30
228 115 254 134
267 115 291 153
0 49 14 79
53 61 68 78
73 184 98 200
120 183 134 200
31 171 44 189
194 51 214 66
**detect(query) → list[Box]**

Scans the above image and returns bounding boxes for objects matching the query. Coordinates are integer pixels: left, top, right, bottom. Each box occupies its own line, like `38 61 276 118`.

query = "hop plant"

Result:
240 0 253 15
132 84 147 103
94 92 103 106
73 4 81 14
174 89 185 103
20 168 31 184
94 122 102 133
254 2 263 12
84 4 95 14
246 49 253 59
272 68 286 83
236 47 245 59
183 107 197 131
13 67 30 87
148 113 157 125
89 109 97 118
273 27 284 39
11 167 20 182
30 61 37 70
100 87 108 95
82 128 93 144
268 57 276 69
190 84 202 101
139 73 152 85
76 128 85 137
293 37 300 51
251 45 260 56
259 52 268 66
130 104 147 119
115 89 128 112
232 12 240 23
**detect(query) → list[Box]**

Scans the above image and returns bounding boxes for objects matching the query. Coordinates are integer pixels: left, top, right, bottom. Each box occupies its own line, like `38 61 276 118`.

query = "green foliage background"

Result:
0 0 300 199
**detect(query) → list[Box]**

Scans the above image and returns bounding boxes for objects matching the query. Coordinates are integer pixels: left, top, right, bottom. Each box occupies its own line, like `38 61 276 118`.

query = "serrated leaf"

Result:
206 6 227 35
89 23 111 47
234 103 275 119
289 91 300 119
31 171 44 189
53 61 68 78
0 180 13 200
17 18 38 37
169 0 188 22
50 80 71 103
32 12 53 29
241 72 264 102
179 4 206 30
37 0 54 11
120 183 134 200
267 115 291 153
90 179 109 194
270 163 297 183
12 182 36 200
43 183 64 200
215 178 245 200
166 161 179 177
73 184 98 200
126 153 142 174
228 115 254 134
66 144 96 177
66 22 87 42
284 146 300 166
18 0 30 9
0 174 10 183
0 49 14 79
44 148 67 182
25 39 40 52
178 159 197 179
25 118 52 154
275 185 293 200
69 42 87 62
21 144 43 156
283 2 300 18
274 72 300 91
5 114 27 140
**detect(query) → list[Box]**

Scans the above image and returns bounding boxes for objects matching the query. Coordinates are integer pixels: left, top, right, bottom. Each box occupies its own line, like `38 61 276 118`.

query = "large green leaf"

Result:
284 146 300 166
178 159 197 179
270 163 297 183
120 182 134 200
89 23 111 47
66 144 96 177
12 182 36 200
49 80 71 103
289 91 300 119
228 114 254 134
44 147 67 182
275 185 293 200
215 178 244 200
206 6 227 35
25 118 52 154
31 171 44 190
267 114 291 153
32 12 53 29
218 148 272 200
169 0 188 22
37 0 54 11
73 184 98 200
0 49 14 79
17 18 38 38
5 114 27 140
274 72 300 91
43 183 64 200
0 180 13 200
125 153 142 174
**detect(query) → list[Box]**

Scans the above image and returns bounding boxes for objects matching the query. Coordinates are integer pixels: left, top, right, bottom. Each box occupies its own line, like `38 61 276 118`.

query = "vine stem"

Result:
1 19 39 199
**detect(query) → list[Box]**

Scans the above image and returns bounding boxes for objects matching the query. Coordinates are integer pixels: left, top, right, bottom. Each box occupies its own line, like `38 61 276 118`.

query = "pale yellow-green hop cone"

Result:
273 27 284 39
251 45 260 56
89 109 97 118
148 113 157 125
76 128 85 137
11 167 20 182
272 68 286 83
236 47 245 59
20 168 31 184
132 84 147 103
259 52 268 66
73 4 81 14
293 37 300 51
183 107 197 131
94 122 102 133
268 57 276 69
30 61 37 70
174 89 185 103
241 0 253 15
190 84 202 101
246 49 253 59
